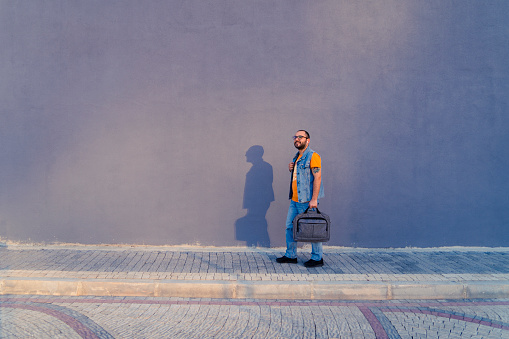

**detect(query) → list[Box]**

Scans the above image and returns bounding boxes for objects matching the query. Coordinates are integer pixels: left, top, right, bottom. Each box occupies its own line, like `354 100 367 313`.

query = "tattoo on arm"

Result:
312 167 321 174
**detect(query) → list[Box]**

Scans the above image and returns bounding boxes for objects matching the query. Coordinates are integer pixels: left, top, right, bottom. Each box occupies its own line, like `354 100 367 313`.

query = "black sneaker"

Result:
276 256 298 264
304 259 324 267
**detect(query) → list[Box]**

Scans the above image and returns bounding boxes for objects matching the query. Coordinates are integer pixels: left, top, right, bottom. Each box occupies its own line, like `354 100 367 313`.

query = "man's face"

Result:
293 132 309 150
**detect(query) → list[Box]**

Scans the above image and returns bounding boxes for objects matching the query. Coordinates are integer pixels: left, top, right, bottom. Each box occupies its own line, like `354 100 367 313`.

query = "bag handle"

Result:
304 207 321 214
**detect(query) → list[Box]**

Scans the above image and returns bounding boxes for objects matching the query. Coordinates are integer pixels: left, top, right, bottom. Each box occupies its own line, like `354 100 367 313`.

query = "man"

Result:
276 130 325 267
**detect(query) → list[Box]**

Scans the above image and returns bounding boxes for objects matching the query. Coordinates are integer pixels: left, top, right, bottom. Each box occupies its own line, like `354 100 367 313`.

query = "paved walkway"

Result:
0 245 508 300
1 296 509 338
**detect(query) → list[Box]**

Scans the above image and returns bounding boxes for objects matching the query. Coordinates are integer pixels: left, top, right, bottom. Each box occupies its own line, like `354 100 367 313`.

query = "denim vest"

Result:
289 147 325 203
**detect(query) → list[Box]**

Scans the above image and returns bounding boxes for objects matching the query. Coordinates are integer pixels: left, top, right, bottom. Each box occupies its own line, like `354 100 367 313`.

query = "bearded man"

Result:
276 130 325 267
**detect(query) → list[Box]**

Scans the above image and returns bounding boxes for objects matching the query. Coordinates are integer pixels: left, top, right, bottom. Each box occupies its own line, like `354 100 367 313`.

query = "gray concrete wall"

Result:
1 1 508 247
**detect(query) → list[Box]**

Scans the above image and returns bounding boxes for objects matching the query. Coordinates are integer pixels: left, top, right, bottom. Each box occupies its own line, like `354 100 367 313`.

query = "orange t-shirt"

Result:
291 152 321 202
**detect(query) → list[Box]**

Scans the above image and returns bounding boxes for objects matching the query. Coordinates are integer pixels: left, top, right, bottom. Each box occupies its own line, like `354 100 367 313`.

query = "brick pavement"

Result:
0 245 508 300
1 295 508 338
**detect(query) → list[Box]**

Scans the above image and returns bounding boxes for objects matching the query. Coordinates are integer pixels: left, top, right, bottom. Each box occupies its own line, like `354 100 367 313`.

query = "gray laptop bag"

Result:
293 207 331 242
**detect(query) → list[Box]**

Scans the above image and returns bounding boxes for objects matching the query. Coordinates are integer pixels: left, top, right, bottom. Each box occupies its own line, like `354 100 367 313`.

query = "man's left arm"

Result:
309 167 321 209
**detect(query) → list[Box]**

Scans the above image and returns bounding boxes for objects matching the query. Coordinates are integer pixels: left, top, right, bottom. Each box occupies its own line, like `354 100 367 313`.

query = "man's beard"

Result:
294 142 306 150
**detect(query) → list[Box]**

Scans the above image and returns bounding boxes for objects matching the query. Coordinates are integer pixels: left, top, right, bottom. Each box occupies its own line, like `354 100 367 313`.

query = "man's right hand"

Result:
289 162 295 172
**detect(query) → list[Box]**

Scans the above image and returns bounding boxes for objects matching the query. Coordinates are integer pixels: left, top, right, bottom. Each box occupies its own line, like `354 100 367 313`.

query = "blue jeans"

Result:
285 200 323 261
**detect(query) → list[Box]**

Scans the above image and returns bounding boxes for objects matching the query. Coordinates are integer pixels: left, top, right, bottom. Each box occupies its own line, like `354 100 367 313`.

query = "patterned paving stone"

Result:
1 246 508 284
1 245 508 336
2 296 508 338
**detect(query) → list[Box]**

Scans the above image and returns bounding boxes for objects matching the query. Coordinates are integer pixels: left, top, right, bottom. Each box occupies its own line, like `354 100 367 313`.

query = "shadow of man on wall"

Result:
235 145 274 247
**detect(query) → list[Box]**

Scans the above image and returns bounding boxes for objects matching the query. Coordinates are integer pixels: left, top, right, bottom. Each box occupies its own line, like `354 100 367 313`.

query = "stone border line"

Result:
1 277 508 300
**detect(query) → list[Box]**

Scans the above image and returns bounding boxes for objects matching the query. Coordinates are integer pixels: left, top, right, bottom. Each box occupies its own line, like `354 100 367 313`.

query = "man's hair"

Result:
297 130 310 139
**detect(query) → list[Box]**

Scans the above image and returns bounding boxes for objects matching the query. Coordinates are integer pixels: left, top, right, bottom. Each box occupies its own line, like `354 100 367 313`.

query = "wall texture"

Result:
1 1 508 247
